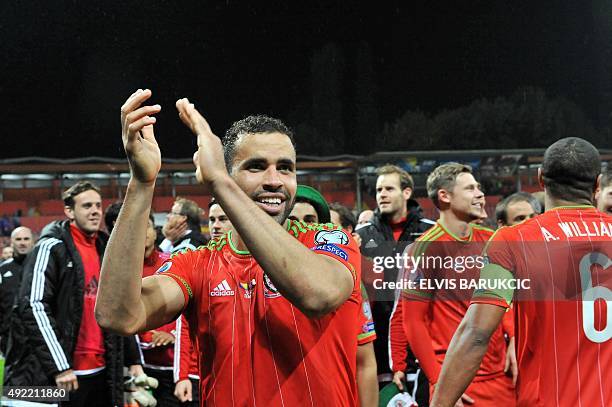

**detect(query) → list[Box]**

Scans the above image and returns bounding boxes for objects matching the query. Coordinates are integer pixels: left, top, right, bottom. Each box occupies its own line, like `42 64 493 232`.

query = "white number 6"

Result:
579 252 612 343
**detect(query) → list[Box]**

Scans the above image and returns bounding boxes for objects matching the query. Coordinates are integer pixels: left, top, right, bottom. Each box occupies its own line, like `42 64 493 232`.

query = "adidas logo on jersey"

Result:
210 279 235 297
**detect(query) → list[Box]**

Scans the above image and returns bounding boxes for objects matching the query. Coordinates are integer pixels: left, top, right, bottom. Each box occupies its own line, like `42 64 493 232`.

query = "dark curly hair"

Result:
223 115 296 172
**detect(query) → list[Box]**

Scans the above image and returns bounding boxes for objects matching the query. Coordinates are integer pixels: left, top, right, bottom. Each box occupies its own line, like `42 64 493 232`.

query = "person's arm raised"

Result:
175 99 354 318
96 89 184 335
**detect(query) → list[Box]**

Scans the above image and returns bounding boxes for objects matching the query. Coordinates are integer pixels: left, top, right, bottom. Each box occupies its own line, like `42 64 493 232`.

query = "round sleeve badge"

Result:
156 262 172 274
314 230 349 245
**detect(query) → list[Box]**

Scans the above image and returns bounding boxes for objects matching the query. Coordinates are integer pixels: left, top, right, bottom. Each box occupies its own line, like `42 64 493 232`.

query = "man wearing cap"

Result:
289 185 332 224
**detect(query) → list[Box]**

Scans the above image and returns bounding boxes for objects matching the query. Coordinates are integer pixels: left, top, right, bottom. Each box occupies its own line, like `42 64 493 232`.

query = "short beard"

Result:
251 191 294 226
272 195 295 225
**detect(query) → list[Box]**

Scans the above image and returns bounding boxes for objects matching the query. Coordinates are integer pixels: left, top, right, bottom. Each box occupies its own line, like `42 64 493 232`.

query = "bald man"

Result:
357 210 374 226
0 226 34 351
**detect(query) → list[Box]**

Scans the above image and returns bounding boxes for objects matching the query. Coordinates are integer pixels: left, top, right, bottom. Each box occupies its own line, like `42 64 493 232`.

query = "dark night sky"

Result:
2 1 610 158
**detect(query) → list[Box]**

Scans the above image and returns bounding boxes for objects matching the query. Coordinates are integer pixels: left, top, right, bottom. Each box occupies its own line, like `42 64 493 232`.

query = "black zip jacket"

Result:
5 220 141 405
0 254 26 353
356 199 435 381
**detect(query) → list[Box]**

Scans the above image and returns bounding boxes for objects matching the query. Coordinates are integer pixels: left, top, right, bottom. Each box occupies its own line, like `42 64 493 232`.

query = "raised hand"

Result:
175 98 227 185
121 89 162 184
162 216 188 243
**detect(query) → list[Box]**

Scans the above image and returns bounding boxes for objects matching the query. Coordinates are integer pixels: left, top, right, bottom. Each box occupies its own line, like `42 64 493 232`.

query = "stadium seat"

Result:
0 200 28 216
38 200 66 216
152 196 177 212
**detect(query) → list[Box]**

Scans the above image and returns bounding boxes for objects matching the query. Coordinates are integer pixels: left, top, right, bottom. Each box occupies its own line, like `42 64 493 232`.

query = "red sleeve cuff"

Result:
161 273 191 311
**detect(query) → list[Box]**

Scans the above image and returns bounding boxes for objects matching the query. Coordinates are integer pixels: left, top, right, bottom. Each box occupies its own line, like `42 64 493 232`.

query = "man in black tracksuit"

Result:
357 165 434 404
0 226 34 353
6 181 142 406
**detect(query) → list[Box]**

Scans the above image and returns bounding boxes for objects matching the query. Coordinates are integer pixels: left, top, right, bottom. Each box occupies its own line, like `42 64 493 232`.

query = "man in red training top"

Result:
96 89 362 406
432 137 612 407
399 163 515 406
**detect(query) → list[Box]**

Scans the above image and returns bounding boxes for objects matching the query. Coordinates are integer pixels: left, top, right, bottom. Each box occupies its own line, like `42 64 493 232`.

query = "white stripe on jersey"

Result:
173 317 182 383
289 305 314 407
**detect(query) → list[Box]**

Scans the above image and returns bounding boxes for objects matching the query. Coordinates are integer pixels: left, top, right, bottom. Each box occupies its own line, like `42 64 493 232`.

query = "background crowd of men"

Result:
0 103 610 407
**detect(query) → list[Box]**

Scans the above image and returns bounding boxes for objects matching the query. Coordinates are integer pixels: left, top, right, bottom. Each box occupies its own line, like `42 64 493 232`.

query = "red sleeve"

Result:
357 283 376 345
401 296 441 383
174 315 199 382
155 248 203 312
483 227 516 272
471 227 516 308
389 299 408 372
297 225 361 286
401 241 435 301
502 307 515 338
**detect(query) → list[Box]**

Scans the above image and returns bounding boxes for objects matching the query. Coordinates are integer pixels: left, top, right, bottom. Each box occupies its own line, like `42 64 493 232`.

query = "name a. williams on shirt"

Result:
540 221 612 241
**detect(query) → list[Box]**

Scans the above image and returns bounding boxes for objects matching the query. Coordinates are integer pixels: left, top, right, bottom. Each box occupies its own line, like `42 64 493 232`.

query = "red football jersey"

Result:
159 221 361 407
401 222 509 381
473 206 612 406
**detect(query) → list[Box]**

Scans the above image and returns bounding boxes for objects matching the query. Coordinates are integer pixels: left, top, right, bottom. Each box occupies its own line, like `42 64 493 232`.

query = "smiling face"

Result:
64 189 102 235
442 172 485 221
230 132 297 224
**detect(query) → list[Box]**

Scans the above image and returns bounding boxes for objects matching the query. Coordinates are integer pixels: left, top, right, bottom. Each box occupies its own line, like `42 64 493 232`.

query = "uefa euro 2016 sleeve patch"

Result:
155 262 172 274
312 244 349 261
314 230 349 245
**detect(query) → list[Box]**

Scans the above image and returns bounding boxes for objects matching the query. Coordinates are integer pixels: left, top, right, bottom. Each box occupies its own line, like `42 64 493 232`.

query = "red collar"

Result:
144 249 161 266
70 223 98 247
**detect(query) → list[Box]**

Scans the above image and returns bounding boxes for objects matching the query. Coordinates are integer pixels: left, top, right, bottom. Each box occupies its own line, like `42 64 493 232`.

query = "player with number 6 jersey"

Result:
431 137 611 407
471 205 612 406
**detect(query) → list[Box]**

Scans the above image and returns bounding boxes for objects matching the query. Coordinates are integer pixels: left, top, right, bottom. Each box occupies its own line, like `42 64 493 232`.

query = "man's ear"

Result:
438 189 451 206
594 174 602 199
64 206 74 221
402 187 413 201
537 168 545 189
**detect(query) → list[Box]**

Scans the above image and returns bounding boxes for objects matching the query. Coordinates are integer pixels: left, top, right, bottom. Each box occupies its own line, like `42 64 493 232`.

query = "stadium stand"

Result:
1 151 608 234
